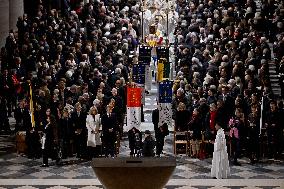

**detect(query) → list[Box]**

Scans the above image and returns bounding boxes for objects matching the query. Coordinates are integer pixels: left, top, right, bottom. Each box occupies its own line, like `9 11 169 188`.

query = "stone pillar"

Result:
9 0 24 31
0 0 9 48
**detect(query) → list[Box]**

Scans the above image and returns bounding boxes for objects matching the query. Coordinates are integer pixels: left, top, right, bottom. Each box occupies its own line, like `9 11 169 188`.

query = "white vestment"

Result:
86 114 102 147
211 128 230 179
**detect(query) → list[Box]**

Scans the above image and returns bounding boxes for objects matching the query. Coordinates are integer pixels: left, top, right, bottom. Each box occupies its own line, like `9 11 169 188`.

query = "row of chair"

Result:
173 129 274 159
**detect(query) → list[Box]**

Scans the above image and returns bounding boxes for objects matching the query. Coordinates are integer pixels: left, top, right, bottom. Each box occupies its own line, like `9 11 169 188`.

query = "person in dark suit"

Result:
108 68 121 88
108 88 124 138
116 79 127 114
219 86 235 127
59 108 74 158
41 108 58 167
264 101 281 158
215 99 228 130
142 130 155 157
0 95 10 133
14 99 30 132
58 80 70 105
101 104 118 158
247 105 260 163
156 123 169 157
15 57 26 79
0 69 14 118
152 106 159 137
71 102 87 159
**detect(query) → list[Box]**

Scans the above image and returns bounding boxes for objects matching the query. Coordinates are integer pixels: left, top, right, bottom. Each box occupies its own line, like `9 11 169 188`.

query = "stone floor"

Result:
1 131 284 189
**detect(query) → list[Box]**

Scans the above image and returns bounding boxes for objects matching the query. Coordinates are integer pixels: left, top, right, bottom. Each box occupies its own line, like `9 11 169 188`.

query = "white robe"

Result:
211 128 230 179
86 114 102 147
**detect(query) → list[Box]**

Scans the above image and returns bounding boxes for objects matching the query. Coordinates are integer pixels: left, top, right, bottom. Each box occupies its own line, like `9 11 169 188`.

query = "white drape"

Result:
211 128 230 179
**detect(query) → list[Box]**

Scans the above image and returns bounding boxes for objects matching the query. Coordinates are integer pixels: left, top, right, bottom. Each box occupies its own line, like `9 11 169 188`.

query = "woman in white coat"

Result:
86 106 102 159
211 123 230 179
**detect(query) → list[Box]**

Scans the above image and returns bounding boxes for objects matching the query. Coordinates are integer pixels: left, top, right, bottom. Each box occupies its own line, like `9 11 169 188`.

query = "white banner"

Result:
158 103 172 127
126 107 141 131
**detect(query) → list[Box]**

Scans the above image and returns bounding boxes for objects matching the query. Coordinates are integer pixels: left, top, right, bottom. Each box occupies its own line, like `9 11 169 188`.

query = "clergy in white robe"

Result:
211 123 230 179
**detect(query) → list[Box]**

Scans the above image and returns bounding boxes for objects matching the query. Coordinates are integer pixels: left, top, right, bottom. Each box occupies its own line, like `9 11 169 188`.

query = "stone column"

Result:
0 0 9 48
9 0 24 31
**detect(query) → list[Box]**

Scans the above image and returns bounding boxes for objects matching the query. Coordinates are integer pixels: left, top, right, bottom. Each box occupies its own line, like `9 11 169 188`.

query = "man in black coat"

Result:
156 123 169 157
215 99 228 130
218 86 235 129
14 99 30 132
142 130 155 157
152 107 159 137
0 69 14 118
264 101 282 158
101 105 118 158
59 108 74 158
108 88 124 138
0 95 10 133
71 102 87 158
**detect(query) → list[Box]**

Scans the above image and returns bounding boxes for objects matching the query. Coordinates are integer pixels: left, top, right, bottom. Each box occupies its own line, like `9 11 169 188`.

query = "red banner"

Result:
127 87 142 107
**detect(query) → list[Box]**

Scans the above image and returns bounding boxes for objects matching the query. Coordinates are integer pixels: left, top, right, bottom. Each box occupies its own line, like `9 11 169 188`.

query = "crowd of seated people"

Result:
0 0 283 166
172 0 284 164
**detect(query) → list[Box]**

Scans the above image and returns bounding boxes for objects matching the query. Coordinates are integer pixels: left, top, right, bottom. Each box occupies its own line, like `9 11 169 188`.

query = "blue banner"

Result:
159 80 173 103
132 64 145 84
138 46 152 65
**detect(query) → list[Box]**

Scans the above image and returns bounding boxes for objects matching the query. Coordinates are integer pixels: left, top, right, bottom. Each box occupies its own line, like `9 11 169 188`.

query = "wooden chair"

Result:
174 131 189 155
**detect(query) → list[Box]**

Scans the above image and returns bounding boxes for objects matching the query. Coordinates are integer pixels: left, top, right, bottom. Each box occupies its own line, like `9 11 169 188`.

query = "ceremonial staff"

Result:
29 84 35 128
141 0 144 44
166 0 169 46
